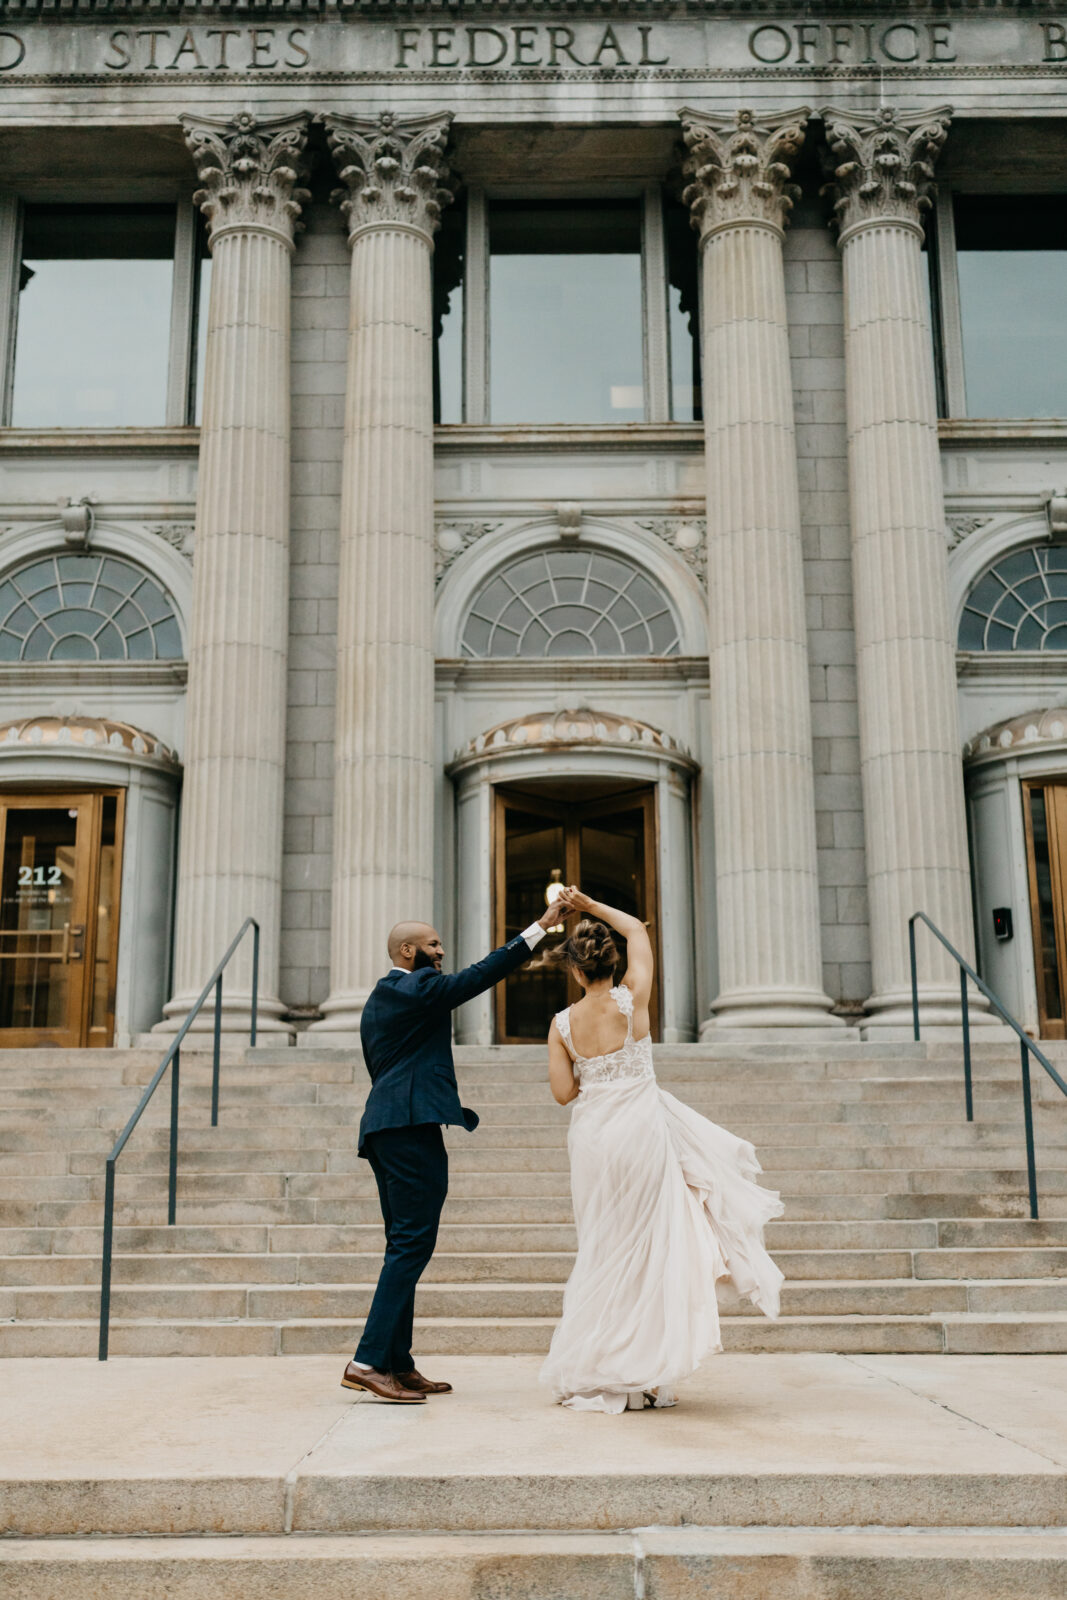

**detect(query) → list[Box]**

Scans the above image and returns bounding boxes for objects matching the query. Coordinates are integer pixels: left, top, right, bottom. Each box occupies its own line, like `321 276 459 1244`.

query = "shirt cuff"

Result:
521 922 547 950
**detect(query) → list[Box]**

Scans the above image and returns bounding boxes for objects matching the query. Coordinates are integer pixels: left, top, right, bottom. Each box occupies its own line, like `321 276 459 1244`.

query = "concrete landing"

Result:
2 1354 1065 1536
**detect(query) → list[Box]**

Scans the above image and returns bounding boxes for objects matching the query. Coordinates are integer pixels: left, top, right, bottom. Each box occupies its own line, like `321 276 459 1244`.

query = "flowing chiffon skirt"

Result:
539 1073 784 1412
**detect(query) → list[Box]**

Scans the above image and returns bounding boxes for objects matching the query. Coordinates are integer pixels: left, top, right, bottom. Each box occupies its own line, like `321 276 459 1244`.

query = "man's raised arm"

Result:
412 901 572 1011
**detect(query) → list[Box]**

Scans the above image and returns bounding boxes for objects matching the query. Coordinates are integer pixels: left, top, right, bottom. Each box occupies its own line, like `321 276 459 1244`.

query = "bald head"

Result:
387 921 442 970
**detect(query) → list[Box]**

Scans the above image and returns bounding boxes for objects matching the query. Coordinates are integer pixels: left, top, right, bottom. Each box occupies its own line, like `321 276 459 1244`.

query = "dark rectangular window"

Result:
434 195 465 425
664 198 701 423
13 205 175 428
953 194 1067 419
489 199 644 424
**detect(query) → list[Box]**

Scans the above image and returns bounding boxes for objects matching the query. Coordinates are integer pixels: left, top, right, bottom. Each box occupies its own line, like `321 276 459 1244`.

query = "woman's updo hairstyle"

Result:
552 918 619 982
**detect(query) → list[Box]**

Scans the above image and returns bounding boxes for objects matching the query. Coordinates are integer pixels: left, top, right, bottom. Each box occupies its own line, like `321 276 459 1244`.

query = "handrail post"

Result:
1021 1039 1039 1220
961 964 973 1123
97 917 259 1359
168 1046 180 1227
251 921 260 1049
98 1158 115 1361
212 975 223 1128
909 916 920 1042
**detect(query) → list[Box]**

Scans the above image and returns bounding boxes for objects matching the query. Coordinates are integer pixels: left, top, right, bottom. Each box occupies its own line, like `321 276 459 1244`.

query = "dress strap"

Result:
611 984 634 1039
555 1006 576 1059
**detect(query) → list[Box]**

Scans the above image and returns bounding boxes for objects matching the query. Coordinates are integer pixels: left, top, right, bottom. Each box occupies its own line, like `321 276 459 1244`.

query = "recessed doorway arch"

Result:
447 708 699 1045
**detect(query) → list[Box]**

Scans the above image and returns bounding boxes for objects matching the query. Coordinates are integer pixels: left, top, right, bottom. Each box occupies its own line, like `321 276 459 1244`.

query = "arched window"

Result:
959 543 1067 652
461 548 680 659
0 552 183 662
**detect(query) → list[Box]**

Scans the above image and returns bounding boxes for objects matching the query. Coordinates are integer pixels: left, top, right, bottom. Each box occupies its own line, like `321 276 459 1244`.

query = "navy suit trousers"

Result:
354 1123 448 1372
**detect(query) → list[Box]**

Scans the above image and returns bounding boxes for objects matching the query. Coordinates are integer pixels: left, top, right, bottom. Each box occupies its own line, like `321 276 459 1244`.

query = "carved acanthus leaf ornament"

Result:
819 104 952 239
321 110 453 246
182 111 311 249
679 106 810 239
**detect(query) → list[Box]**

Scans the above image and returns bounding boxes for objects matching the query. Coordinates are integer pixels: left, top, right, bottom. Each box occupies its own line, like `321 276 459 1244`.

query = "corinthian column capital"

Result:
321 110 454 248
181 110 311 251
679 106 810 241
819 104 952 243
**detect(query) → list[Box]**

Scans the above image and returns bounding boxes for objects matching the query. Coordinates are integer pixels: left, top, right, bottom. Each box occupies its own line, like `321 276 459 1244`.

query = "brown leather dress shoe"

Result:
340 1361 426 1402
393 1367 453 1395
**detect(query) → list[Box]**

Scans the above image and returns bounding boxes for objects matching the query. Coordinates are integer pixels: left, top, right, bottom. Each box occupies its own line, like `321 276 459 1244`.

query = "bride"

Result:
540 889 784 1413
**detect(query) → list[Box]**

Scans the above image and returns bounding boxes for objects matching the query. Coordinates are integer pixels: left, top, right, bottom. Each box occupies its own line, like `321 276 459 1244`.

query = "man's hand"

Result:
537 889 578 932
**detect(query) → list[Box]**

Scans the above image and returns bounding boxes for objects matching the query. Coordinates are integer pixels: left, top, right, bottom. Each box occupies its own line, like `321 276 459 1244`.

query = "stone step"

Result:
5 1246 1065 1289
10 1190 1064 1229
3 1528 1065 1600
3 1113 1065 1155
11 1276 1067 1323
6 1163 1064 1206
5 1311 1067 1357
6 1215 1067 1259
3 1137 1044 1178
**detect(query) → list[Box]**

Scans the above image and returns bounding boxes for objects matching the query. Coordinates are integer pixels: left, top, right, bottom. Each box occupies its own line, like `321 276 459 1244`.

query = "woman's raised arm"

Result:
564 888 654 1010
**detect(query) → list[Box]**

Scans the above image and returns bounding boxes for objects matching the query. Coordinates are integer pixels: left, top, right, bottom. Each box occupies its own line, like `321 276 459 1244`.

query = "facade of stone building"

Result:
0 1 1064 1048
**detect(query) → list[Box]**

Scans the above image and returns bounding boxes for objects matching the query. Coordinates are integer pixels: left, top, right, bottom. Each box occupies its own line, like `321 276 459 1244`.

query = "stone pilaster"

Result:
681 107 839 1033
311 111 453 1037
821 105 983 1031
159 112 310 1036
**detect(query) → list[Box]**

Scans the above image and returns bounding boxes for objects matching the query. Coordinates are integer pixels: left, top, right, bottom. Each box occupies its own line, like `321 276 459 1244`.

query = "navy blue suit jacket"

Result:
357 933 534 1155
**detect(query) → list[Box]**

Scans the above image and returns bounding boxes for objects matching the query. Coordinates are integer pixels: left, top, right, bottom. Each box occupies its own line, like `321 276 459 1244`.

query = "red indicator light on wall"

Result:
993 907 1013 942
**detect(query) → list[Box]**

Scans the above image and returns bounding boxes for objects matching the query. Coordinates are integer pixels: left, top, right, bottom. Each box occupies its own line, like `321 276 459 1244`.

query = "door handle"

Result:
67 925 85 963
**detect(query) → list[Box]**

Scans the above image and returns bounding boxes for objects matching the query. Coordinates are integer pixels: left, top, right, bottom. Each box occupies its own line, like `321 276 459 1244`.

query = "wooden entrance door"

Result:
1023 779 1067 1039
492 783 659 1044
0 790 124 1047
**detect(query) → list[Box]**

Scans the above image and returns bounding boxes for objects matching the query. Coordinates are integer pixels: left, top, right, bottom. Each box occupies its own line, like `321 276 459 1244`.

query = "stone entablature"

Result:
0 11 1065 84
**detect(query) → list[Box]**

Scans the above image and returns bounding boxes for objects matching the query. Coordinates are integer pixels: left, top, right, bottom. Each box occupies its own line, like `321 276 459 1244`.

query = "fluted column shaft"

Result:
313 112 452 1034
823 105 980 1027
682 108 837 1032
160 113 310 1035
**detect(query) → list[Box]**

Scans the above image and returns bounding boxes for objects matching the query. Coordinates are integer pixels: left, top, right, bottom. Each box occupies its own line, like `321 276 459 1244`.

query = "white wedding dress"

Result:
540 984 784 1413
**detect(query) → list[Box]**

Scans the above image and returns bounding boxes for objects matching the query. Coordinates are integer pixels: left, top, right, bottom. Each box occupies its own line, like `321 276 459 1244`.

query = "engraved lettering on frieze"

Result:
636 519 707 585
0 32 24 71
435 521 501 582
146 521 195 563
945 515 992 551
1043 24 1067 62
748 22 956 66
104 27 311 72
394 25 668 70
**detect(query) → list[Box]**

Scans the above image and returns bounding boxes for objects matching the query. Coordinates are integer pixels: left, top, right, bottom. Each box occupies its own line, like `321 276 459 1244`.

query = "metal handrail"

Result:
98 917 260 1360
909 910 1067 1220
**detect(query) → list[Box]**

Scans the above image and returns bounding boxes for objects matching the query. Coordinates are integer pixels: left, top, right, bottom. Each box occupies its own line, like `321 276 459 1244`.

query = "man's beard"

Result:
412 948 439 971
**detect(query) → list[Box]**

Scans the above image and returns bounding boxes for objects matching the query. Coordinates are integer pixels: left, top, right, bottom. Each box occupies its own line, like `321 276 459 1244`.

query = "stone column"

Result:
311 112 452 1038
680 107 839 1033
821 105 983 1031
159 112 310 1037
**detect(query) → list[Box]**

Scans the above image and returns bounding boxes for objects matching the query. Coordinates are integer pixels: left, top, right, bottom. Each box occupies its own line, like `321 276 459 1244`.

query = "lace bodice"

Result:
555 984 655 1086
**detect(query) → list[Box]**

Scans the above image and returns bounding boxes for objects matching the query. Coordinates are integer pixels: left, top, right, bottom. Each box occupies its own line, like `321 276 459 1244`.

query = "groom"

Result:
341 896 575 1403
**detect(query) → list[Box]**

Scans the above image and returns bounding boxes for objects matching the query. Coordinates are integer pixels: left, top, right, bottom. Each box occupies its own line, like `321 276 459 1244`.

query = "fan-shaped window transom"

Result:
0 552 182 662
461 549 680 659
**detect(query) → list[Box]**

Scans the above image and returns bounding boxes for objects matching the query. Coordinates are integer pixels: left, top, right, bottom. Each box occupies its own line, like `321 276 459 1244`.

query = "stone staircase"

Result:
2 1041 1066 1357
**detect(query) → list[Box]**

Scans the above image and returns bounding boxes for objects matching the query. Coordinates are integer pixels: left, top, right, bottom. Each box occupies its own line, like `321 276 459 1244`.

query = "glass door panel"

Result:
0 790 123 1047
494 785 659 1043
1024 780 1067 1040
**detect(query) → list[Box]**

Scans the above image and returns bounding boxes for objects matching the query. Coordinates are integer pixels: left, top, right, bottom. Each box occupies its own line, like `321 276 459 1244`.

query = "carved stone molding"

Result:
434 519 501 582
321 110 453 247
146 521 195 563
819 104 952 241
636 517 707 584
181 111 312 250
946 514 992 551
679 106 809 240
